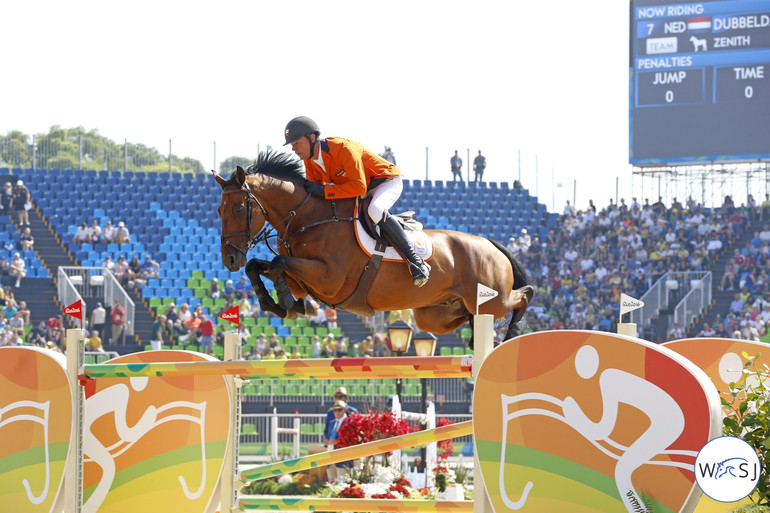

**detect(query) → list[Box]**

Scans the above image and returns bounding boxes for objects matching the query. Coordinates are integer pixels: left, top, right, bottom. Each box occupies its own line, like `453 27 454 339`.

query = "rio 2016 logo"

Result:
695 436 761 502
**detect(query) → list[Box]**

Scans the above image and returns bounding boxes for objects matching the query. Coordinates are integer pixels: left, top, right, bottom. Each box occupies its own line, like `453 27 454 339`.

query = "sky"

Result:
2 0 638 213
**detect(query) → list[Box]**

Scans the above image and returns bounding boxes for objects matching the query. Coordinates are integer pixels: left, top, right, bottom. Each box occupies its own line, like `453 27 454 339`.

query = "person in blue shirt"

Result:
324 386 358 439
324 400 352 482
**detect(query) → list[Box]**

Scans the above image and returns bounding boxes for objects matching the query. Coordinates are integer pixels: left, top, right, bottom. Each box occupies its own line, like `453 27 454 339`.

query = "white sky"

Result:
2 0 637 213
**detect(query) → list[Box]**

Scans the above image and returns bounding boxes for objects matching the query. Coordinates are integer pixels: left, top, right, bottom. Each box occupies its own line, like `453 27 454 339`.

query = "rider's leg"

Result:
368 177 430 287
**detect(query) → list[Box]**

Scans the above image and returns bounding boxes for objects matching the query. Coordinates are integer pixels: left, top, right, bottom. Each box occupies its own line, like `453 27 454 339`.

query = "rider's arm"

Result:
322 145 367 199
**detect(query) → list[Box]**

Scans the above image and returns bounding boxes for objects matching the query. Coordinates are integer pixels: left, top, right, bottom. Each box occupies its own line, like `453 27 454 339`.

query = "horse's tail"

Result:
488 238 530 289
487 238 534 340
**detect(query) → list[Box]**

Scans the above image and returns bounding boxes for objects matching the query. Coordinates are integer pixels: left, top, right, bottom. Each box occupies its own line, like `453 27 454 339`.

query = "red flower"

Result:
335 411 415 449
371 492 397 499
436 417 455 460
338 485 365 498
389 482 410 495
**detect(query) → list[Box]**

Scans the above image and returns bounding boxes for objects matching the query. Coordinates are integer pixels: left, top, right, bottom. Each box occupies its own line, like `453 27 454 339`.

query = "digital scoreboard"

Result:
629 0 770 165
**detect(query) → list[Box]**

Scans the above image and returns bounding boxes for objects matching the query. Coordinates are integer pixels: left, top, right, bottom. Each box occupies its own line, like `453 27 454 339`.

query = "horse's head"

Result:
214 165 266 271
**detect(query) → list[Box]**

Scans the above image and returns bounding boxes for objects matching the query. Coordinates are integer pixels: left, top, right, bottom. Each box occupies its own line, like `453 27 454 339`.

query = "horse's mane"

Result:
225 150 306 185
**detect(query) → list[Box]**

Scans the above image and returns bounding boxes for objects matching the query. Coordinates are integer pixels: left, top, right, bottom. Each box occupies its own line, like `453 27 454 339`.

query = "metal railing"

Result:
630 271 712 335
241 377 471 407
673 272 713 331
58 266 135 342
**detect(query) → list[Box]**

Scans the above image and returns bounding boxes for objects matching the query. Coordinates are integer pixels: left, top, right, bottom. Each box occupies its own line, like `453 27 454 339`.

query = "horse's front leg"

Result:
268 255 335 314
245 259 287 318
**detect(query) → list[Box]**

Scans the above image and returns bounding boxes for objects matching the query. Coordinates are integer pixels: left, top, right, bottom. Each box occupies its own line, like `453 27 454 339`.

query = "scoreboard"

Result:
629 0 770 165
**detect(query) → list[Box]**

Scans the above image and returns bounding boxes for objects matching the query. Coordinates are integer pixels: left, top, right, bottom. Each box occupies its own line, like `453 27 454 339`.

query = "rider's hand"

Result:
305 181 325 197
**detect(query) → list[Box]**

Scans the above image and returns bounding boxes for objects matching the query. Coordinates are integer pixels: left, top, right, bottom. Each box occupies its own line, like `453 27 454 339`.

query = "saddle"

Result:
331 196 432 316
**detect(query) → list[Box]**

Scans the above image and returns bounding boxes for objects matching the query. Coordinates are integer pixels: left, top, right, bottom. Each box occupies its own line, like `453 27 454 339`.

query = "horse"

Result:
213 150 534 344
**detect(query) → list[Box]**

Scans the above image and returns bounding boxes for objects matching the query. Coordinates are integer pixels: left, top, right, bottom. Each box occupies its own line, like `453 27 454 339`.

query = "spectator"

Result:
73 222 90 243
729 293 744 315
312 335 322 358
86 330 104 352
9 252 26 288
27 321 47 346
198 314 215 355
236 293 252 317
234 276 255 300
127 255 142 283
114 256 129 284
473 150 486 183
325 308 338 329
12 180 30 227
17 300 30 326
115 221 131 244
517 229 532 253
19 227 34 251
335 335 348 357
450 150 463 182
46 314 65 346
102 256 115 273
89 220 102 243
8 311 25 338
140 255 160 280
667 322 683 341
91 302 106 336
0 256 9 277
255 333 267 357
103 220 116 244
225 279 234 295
379 146 396 164
111 299 126 342
150 314 166 348
210 277 221 299
163 302 183 339
0 182 12 216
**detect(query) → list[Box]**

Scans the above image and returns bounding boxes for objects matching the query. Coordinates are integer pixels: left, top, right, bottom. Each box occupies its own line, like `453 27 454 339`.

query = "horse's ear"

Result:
212 170 227 189
235 166 246 186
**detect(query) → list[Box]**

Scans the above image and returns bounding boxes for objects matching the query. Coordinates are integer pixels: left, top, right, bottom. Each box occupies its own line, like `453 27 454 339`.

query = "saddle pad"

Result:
354 218 434 263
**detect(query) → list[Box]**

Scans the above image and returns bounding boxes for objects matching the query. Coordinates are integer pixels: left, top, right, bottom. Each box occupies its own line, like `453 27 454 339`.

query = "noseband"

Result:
220 186 269 256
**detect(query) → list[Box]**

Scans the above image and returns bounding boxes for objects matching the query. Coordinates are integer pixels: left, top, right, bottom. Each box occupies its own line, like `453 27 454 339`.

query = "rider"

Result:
283 116 430 287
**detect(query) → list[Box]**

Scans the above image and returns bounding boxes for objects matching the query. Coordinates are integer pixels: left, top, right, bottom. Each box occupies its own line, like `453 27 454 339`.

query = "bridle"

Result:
220 180 356 258
220 186 270 257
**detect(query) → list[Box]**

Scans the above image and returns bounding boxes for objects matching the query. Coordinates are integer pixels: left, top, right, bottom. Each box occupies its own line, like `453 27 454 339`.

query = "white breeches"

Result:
367 176 403 224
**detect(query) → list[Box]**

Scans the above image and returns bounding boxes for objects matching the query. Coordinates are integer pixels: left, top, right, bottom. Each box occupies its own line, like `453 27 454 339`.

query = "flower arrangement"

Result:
325 464 425 499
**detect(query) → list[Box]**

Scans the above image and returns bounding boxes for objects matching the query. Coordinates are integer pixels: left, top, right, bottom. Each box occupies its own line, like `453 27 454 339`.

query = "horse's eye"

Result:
235 205 245 213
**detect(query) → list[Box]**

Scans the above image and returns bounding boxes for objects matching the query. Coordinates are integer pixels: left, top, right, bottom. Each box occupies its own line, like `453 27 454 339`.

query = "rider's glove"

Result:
305 181 325 197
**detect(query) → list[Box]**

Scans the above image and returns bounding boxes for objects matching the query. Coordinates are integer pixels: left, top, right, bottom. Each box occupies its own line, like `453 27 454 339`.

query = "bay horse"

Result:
213 151 533 344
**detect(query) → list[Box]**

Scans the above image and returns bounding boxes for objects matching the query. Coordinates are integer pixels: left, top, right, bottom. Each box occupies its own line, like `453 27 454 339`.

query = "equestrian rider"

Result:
284 116 430 287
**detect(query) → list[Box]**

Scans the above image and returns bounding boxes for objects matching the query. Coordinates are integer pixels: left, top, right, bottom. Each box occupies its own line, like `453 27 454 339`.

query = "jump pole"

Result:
79 355 472 380
221 332 242 513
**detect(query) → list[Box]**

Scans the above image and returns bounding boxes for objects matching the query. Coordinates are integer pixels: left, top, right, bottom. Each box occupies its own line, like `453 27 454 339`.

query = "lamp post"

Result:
386 321 413 405
413 330 437 473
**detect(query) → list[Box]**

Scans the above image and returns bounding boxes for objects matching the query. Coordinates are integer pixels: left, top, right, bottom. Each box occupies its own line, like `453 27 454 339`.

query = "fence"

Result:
58 266 135 342
240 376 472 406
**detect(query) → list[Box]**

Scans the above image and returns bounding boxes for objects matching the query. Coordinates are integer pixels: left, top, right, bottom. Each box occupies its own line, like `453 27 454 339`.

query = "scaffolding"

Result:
631 162 770 209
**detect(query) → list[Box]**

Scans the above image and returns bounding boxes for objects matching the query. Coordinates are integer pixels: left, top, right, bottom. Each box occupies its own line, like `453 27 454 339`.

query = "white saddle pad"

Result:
354 218 434 263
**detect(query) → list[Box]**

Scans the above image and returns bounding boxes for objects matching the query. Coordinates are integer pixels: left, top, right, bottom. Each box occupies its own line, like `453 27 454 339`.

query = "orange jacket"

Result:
303 137 401 199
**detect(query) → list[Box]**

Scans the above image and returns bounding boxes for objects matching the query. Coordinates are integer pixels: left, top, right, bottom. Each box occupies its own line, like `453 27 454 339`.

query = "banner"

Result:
219 305 240 332
63 300 83 330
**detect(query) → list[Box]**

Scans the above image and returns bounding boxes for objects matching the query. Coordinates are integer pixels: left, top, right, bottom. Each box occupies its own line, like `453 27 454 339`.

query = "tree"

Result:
219 156 253 174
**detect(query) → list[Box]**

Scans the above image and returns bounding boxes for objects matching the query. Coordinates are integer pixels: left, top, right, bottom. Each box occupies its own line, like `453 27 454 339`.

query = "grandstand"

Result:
0 167 547 388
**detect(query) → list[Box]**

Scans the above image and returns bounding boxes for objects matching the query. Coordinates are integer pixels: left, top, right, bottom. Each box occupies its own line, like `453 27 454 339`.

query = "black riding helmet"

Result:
283 116 320 146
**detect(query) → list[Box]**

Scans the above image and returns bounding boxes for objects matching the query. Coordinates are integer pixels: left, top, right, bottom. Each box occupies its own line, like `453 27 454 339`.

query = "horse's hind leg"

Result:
245 259 287 318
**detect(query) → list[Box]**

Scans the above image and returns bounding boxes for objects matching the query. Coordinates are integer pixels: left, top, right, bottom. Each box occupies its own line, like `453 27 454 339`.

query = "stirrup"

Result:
409 261 431 288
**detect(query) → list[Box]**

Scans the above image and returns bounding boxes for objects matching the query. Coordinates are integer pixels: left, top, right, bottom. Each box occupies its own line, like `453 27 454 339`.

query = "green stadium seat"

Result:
241 423 258 435
439 347 451 356
452 347 464 356
191 271 204 280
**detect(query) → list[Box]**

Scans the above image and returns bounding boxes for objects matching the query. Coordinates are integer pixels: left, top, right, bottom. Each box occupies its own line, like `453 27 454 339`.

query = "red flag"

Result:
63 300 83 330
219 305 240 331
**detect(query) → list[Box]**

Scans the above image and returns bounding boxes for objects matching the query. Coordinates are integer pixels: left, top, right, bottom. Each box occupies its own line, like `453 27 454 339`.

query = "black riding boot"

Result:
378 213 431 287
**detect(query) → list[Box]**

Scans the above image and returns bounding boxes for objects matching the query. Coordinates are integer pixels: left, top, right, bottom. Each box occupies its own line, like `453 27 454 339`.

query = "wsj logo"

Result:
695 437 760 502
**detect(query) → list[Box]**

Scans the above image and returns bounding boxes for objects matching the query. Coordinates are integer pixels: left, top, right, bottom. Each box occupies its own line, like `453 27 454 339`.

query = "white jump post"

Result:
271 410 301 461
65 329 86 513
221 332 242 513
472 314 493 513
